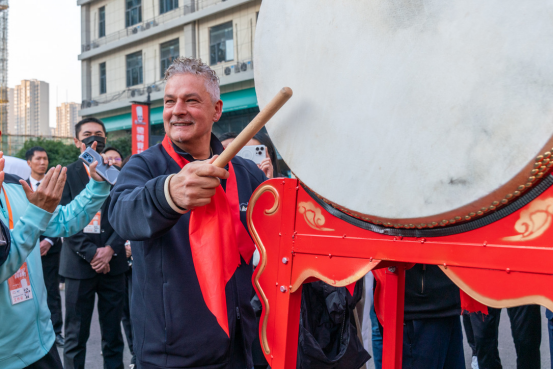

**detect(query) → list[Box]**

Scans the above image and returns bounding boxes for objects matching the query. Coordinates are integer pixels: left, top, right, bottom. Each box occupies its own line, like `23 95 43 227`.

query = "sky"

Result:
9 0 81 128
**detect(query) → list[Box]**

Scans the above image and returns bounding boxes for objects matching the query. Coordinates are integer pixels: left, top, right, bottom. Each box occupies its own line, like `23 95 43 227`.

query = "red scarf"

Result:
162 135 255 336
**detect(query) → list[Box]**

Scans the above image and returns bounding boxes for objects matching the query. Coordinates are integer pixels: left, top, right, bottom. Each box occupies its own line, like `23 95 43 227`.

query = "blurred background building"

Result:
8 79 50 136
78 0 261 144
56 102 80 137
0 0 7 136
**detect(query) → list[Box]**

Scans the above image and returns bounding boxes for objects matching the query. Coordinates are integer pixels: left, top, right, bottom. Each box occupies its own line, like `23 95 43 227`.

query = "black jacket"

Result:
25 179 62 254
404 264 461 320
59 160 127 279
108 135 266 369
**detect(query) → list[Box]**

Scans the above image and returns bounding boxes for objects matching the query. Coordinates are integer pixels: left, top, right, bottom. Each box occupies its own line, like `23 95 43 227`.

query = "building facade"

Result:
56 102 81 137
9 79 50 136
78 0 261 142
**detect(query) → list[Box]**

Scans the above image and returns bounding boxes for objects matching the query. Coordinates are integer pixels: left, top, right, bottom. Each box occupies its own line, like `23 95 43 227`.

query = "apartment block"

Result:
78 0 261 141
56 102 81 137
10 79 50 136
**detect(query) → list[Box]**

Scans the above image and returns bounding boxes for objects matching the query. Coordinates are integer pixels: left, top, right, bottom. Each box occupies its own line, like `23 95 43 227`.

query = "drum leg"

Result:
382 264 407 369
271 285 303 369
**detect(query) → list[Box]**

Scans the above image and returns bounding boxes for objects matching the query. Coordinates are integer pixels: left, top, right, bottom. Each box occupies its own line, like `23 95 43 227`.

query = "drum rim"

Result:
303 174 553 238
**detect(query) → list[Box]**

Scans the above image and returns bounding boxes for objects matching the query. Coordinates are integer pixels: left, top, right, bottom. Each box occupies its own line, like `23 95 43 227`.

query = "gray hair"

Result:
164 57 220 102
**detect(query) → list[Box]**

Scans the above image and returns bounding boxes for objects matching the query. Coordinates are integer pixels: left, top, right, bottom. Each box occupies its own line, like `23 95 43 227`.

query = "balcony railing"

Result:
82 0 226 53
82 58 254 110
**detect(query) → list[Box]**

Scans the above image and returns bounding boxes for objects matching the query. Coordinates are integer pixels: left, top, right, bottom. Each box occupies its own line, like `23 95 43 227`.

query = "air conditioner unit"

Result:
130 89 137 97
132 27 140 34
92 42 99 49
240 62 248 72
224 67 231 76
137 89 145 96
145 21 157 29
235 63 241 73
85 45 91 51
86 101 92 108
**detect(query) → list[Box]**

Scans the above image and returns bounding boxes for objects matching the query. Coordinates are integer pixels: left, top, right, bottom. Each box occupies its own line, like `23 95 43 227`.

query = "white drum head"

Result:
255 0 553 227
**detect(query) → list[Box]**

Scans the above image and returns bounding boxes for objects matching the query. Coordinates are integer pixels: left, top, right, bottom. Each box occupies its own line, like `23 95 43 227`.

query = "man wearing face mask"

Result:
60 117 128 369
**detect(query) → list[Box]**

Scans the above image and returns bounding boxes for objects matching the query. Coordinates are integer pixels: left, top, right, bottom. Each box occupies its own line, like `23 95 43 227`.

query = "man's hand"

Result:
168 155 229 210
258 158 273 179
91 246 114 273
81 141 109 182
39 240 52 256
125 241 132 258
20 165 67 213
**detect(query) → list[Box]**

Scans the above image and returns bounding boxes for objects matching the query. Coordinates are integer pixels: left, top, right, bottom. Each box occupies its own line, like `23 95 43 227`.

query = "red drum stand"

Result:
247 178 553 369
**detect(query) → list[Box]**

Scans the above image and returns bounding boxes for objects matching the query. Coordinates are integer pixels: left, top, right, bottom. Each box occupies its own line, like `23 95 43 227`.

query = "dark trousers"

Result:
462 312 477 356
121 268 135 362
64 273 125 369
402 316 465 369
24 343 63 369
41 252 63 335
469 305 541 369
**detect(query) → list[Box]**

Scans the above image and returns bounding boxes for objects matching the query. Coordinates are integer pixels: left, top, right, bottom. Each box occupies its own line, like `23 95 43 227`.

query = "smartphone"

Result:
79 147 120 185
236 145 267 165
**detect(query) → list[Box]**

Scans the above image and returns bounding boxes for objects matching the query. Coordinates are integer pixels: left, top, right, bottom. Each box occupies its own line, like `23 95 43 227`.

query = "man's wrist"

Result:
164 174 189 214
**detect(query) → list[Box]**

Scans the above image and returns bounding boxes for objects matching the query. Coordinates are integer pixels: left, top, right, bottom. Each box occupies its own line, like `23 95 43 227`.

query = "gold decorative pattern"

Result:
298 201 335 231
303 148 553 229
503 197 553 242
246 184 280 355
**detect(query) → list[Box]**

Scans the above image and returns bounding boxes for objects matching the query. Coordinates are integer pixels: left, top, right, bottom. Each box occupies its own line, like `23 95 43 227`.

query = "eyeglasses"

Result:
106 157 122 162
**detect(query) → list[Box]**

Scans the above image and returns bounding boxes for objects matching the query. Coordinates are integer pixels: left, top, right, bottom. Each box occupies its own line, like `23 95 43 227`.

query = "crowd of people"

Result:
0 56 551 369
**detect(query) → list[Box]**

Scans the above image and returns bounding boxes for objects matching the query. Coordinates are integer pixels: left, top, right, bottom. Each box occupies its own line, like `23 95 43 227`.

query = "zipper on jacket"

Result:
421 265 426 294
236 306 241 320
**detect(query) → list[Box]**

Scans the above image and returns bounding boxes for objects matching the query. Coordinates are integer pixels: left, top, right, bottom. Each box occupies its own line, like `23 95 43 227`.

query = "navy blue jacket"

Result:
109 135 266 369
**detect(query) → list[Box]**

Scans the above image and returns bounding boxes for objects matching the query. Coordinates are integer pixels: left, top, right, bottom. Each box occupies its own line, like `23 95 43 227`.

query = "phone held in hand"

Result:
236 145 267 165
79 147 120 185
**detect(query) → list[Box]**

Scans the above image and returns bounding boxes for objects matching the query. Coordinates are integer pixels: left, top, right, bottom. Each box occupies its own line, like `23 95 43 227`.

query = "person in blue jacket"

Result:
0 148 111 369
109 57 266 369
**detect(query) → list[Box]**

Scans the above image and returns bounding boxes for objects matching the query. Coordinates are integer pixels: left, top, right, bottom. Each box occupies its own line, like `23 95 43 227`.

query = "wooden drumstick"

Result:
213 87 293 168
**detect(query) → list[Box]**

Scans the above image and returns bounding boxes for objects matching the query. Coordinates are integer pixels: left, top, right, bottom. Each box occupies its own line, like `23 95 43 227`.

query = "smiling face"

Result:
163 74 223 157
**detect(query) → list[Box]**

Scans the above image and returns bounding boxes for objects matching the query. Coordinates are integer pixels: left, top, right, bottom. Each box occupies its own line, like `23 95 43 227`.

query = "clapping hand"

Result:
20 165 67 213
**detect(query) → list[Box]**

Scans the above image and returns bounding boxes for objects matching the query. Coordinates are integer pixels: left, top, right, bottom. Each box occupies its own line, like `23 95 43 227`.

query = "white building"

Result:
78 0 261 141
56 102 81 137
9 79 50 136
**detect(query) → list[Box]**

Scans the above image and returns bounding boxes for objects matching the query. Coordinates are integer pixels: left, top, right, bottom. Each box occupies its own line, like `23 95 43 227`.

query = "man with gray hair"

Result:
109 57 266 369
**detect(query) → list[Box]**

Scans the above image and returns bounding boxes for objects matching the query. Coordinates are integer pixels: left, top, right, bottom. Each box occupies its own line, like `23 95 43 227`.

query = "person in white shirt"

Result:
25 146 65 348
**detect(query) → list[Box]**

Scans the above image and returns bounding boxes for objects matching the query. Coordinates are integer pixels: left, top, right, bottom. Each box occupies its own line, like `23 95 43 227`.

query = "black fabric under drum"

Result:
304 174 553 237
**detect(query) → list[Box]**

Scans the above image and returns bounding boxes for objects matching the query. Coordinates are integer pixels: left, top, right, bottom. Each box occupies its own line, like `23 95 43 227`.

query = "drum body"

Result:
254 0 553 228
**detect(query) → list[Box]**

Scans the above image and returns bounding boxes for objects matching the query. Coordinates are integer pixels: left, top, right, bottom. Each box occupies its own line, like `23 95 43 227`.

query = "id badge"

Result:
83 211 101 234
8 262 33 305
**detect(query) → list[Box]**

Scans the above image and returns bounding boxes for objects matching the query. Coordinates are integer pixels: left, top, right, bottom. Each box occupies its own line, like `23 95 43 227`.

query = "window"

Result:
99 62 107 94
209 21 234 66
126 51 143 87
160 0 178 14
160 39 179 78
126 0 142 28
99 7 106 37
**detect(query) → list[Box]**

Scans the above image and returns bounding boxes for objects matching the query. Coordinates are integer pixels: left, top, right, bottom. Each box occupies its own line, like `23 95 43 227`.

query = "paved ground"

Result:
56 290 551 369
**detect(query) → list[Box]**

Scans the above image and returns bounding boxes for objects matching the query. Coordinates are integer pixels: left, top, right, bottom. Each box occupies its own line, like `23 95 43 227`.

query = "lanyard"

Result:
1 185 14 230
83 163 91 178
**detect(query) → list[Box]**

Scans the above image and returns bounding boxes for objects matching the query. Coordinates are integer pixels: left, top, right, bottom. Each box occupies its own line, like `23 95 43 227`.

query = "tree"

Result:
15 138 80 168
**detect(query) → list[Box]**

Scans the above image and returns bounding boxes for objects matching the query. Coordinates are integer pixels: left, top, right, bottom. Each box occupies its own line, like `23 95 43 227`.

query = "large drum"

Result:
254 0 553 229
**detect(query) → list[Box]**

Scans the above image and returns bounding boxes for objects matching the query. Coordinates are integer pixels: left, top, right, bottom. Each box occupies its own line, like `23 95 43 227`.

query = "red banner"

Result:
131 103 149 154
